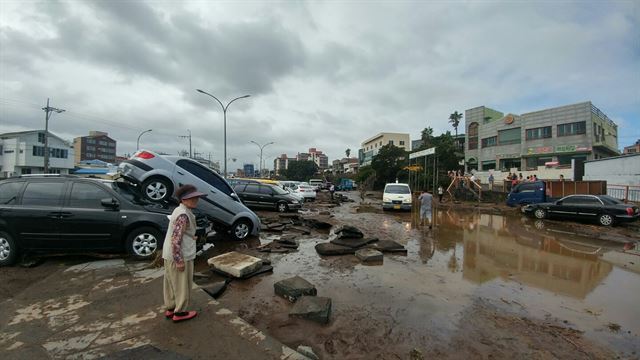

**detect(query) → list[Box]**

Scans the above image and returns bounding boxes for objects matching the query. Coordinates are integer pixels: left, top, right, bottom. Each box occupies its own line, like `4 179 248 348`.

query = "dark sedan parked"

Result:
0 175 172 266
523 194 639 226
233 183 302 212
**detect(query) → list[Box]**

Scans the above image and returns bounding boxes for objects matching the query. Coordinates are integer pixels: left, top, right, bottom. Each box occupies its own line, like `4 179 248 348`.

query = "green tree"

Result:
371 144 408 189
449 111 463 148
345 148 351 158
282 161 318 181
421 127 434 148
355 165 375 184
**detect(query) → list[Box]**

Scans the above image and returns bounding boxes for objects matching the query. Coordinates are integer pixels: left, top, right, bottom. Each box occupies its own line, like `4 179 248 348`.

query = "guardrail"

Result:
607 184 640 202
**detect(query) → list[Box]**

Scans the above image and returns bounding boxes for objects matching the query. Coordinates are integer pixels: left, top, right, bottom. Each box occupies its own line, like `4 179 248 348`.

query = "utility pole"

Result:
42 98 65 174
178 129 192 158
250 141 274 178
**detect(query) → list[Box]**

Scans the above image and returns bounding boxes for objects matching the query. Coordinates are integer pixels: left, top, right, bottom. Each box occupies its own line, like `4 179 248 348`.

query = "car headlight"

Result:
403 198 412 203
383 197 391 202
291 200 299 204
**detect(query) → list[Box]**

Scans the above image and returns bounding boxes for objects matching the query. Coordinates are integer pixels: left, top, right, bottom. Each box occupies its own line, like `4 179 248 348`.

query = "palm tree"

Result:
345 148 351 158
449 111 463 149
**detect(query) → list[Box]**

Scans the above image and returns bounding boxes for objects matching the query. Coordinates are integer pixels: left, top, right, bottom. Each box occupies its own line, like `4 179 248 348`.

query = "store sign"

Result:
526 146 553 155
555 145 592 153
409 147 435 159
496 153 520 159
504 114 514 125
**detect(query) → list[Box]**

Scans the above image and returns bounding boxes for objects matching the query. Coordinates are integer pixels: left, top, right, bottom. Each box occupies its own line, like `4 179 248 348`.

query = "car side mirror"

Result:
555 201 562 205
101 198 119 209
230 193 240 202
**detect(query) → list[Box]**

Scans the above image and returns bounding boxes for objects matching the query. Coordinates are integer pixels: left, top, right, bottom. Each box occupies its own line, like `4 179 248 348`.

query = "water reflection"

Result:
446 211 613 299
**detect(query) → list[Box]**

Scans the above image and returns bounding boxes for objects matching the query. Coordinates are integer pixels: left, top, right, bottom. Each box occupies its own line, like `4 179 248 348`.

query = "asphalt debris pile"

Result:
261 214 332 234
258 234 299 253
315 225 407 260
274 276 332 324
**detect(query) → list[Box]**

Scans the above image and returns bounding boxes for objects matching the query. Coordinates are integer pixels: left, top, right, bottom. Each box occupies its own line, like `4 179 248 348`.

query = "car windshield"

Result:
273 186 289 195
599 195 623 205
385 185 410 194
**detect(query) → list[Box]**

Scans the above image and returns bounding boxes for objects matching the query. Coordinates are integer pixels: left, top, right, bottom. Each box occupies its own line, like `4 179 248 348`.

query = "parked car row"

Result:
523 194 639 226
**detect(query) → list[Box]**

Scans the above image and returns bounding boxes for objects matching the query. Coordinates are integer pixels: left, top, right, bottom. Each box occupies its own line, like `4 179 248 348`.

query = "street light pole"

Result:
250 141 274 178
136 129 152 150
196 89 250 177
42 98 65 174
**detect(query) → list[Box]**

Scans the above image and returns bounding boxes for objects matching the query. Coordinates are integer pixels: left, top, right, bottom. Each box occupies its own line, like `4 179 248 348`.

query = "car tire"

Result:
142 177 173 202
533 208 547 219
277 202 289 213
0 231 18 267
230 218 252 241
598 213 614 227
126 226 162 260
519 204 528 213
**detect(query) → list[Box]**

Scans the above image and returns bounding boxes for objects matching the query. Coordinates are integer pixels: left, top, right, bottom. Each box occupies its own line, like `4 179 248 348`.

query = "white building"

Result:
359 132 411 166
0 130 75 178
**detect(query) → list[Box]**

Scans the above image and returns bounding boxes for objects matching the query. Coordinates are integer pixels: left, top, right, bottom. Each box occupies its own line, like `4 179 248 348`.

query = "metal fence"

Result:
607 184 640 202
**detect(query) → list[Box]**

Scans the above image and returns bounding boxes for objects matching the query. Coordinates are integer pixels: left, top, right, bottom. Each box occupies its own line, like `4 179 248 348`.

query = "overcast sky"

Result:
1 0 638 170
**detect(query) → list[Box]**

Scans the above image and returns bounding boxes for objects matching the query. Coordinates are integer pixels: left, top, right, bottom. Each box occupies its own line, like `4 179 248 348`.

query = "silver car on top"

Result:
118 150 260 240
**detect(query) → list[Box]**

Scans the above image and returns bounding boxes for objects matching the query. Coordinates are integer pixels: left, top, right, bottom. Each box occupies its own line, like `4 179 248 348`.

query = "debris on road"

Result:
289 296 332 324
208 251 265 278
334 225 364 238
296 345 320 360
330 237 378 248
202 280 230 299
274 276 317 302
371 240 408 254
355 248 384 263
315 243 356 256
258 235 300 253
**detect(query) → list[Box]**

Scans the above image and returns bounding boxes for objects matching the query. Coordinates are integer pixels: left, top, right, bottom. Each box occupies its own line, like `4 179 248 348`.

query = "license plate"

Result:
394 205 401 209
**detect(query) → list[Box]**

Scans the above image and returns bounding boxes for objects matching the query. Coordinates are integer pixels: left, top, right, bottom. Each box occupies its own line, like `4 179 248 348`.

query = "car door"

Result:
574 196 602 221
242 184 262 208
553 195 582 219
0 180 26 238
13 180 65 249
258 185 276 208
58 181 121 250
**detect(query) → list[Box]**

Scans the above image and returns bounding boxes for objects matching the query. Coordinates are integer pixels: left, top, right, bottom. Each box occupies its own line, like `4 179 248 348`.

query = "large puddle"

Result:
199 194 640 358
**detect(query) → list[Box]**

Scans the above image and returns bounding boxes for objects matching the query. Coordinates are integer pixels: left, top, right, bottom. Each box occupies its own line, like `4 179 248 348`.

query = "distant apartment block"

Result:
359 132 410 166
623 140 640 154
0 130 75 177
73 131 116 163
332 157 359 174
464 101 619 172
243 163 255 177
274 148 329 175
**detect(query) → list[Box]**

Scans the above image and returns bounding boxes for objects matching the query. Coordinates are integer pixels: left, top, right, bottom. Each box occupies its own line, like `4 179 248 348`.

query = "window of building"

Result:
468 122 479 150
557 121 586 136
525 157 552 170
498 128 521 145
38 132 45 143
4 150 14 154
32 146 44 157
481 136 497 148
500 158 521 171
0 145 2 153
69 182 111 208
87 146 95 151
21 182 64 207
399 140 405 145
87 139 96 144
526 126 552 140
86 153 94 158
99 141 107 146
389 140 394 145
481 161 496 171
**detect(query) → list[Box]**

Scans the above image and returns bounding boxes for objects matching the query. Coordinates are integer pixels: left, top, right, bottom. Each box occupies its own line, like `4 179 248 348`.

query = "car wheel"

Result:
142 177 173 202
598 213 614 226
519 204 528 214
277 202 288 213
231 219 252 241
126 226 161 260
533 208 547 219
0 231 18 266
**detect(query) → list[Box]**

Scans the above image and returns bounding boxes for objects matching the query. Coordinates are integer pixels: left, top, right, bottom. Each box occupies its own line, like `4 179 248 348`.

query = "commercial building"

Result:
274 154 293 175
0 130 75 177
623 139 639 154
274 148 329 175
73 131 117 163
359 132 410 166
243 163 255 177
464 101 619 172
308 148 329 170
331 157 359 174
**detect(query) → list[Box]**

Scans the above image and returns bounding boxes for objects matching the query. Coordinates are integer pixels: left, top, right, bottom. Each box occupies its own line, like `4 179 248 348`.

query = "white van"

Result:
382 183 412 211
309 179 324 190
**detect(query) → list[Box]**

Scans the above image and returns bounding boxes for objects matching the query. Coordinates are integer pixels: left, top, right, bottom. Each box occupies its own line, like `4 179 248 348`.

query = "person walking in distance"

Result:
329 183 335 200
162 184 207 323
418 190 433 229
437 185 444 202
488 172 494 191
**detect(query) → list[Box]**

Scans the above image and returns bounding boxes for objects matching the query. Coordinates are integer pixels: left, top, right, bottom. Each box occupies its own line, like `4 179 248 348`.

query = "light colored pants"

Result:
420 208 432 223
163 259 194 312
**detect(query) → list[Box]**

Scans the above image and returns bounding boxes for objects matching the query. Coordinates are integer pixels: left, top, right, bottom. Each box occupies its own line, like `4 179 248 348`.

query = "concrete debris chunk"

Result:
355 248 384 263
371 240 407 254
274 276 317 302
296 345 320 360
334 225 364 238
207 251 263 278
289 296 332 324
303 219 332 229
330 237 378 249
315 243 356 256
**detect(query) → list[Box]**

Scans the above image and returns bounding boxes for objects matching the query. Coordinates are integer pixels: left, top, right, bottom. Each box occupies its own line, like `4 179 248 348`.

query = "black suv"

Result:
233 183 302 212
0 175 172 266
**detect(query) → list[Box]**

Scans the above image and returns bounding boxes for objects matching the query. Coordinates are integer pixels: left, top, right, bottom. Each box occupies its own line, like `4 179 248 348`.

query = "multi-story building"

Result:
73 131 117 163
464 101 619 172
359 132 410 166
243 163 255 177
623 140 639 154
0 130 75 177
274 154 293 175
332 157 359 174
308 148 329 170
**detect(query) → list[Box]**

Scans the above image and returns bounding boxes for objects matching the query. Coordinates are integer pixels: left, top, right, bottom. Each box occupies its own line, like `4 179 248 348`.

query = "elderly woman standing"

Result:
162 184 206 323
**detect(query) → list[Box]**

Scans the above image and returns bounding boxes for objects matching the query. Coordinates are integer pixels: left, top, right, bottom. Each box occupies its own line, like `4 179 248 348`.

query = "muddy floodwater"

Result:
199 193 640 359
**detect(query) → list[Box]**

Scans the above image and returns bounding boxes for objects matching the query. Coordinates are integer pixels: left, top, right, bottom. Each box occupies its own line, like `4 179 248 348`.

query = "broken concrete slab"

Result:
276 235 299 246
371 240 408 254
303 219 332 229
315 243 356 256
208 252 264 278
334 225 363 238
296 345 319 360
288 226 311 235
330 237 378 249
289 296 332 324
355 248 384 263
274 276 317 302
202 280 230 299
211 264 274 279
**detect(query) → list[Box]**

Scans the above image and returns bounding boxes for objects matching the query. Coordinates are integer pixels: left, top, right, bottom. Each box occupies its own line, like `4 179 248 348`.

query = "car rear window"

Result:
599 195 623 205
0 181 24 205
385 185 410 194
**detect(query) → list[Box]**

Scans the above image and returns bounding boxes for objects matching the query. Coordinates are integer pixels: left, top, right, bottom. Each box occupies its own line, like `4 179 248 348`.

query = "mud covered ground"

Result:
198 190 639 359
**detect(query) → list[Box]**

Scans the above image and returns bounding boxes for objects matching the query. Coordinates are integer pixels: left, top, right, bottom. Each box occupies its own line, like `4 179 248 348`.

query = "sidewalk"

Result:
0 259 308 360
